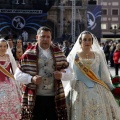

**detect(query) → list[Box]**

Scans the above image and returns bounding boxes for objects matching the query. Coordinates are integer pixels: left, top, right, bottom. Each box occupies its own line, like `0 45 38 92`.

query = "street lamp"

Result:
110 25 120 41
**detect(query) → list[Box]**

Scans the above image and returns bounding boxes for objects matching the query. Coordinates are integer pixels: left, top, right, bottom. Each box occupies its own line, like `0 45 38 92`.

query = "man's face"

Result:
36 30 52 49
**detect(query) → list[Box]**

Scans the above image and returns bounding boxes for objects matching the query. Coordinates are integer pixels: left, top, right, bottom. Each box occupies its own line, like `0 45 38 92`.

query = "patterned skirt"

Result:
66 80 120 120
0 79 21 120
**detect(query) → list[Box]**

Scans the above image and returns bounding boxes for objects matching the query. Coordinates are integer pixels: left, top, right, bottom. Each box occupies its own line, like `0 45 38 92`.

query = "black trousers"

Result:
32 96 58 120
114 63 120 75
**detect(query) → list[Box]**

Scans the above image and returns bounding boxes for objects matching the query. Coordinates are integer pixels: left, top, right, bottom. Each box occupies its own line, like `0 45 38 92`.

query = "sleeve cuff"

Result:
61 72 65 80
28 76 33 83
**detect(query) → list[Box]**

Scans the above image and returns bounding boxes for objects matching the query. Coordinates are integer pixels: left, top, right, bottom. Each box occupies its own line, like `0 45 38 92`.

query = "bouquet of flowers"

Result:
111 76 120 106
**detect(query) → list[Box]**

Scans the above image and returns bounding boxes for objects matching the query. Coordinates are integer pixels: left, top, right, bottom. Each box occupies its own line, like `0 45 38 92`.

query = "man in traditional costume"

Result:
14 26 73 120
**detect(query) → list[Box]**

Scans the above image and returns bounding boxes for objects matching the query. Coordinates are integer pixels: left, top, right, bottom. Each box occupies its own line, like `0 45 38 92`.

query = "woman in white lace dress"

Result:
0 39 21 120
65 31 120 120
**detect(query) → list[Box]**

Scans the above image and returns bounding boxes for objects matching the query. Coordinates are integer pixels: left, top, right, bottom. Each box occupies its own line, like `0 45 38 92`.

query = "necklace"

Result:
80 54 92 70
0 54 5 57
0 56 10 68
85 54 92 65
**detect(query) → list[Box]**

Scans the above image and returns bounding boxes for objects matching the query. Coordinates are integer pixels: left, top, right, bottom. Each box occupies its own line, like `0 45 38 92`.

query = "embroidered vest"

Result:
37 48 55 96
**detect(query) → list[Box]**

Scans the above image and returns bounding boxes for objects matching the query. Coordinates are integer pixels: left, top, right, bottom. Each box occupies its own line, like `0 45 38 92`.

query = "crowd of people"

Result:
0 26 120 120
5 29 120 77
100 41 120 75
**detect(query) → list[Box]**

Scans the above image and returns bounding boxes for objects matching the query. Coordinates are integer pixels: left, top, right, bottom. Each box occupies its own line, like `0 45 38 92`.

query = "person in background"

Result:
103 41 110 64
62 40 71 57
0 38 21 120
64 31 120 120
109 42 116 67
22 30 28 44
12 39 25 63
7 38 14 50
113 43 120 75
14 26 73 120
100 42 105 51
7 30 13 39
26 42 32 50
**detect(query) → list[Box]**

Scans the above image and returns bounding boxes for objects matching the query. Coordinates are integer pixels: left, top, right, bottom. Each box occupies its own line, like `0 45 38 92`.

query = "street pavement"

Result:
62 66 120 88
109 66 120 77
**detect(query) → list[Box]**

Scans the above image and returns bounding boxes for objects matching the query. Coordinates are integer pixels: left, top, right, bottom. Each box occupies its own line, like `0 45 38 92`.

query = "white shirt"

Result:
22 31 28 42
14 47 73 85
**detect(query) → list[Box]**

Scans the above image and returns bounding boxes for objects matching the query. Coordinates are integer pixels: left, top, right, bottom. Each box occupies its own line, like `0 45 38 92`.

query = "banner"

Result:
0 9 47 39
87 5 102 38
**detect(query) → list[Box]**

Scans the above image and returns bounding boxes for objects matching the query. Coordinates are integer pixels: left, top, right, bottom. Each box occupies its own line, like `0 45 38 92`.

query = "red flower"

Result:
112 87 120 97
112 77 120 85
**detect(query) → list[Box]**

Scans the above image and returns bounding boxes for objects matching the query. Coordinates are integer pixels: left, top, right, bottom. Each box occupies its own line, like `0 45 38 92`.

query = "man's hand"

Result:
31 75 42 85
53 71 62 80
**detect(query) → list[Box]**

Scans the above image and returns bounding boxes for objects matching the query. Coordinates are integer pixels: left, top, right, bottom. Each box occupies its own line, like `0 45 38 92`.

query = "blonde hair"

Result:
115 43 120 51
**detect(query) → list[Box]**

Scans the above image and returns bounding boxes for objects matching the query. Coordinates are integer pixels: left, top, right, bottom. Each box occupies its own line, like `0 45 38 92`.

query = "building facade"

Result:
97 0 120 42
1 0 119 42
48 0 120 42
47 0 88 43
0 0 90 42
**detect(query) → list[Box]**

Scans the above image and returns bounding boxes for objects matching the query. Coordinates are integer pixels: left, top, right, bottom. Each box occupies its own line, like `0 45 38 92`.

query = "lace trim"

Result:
0 56 10 68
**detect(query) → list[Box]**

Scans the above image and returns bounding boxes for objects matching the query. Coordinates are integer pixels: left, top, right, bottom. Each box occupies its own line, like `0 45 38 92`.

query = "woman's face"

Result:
0 41 7 55
80 33 93 50
17 40 22 46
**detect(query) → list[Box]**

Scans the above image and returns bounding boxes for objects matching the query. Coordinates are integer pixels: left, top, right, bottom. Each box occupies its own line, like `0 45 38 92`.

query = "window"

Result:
111 24 118 29
112 2 119 6
102 17 107 21
112 17 118 21
101 24 107 29
102 9 107 15
112 9 118 15
101 2 107 6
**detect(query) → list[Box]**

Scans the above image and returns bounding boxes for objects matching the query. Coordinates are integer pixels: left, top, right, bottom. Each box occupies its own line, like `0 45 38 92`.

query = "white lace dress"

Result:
66 52 120 120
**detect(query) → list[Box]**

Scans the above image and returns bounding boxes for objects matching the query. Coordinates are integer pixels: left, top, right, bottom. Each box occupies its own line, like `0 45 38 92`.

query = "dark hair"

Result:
7 39 13 41
79 31 93 44
37 26 52 35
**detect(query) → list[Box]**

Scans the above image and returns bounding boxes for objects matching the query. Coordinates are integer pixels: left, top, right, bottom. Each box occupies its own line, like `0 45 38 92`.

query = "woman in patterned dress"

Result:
64 31 120 120
0 38 21 120
12 39 25 63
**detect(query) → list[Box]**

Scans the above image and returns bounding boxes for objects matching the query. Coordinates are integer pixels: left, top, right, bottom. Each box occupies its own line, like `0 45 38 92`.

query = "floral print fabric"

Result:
0 60 21 120
67 52 120 120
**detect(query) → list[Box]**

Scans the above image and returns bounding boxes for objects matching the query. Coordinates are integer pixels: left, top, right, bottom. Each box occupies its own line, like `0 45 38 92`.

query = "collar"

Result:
38 45 50 52
38 46 51 58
